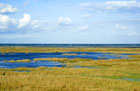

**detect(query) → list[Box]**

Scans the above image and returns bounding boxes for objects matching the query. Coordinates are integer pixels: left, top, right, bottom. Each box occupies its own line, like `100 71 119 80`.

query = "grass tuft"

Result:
3 59 31 63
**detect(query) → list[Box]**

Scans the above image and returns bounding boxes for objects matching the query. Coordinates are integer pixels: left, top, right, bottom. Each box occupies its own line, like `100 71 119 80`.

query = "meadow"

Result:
0 47 140 91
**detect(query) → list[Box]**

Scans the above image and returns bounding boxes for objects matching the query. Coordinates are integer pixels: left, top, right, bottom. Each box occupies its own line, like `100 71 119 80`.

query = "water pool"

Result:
0 52 133 68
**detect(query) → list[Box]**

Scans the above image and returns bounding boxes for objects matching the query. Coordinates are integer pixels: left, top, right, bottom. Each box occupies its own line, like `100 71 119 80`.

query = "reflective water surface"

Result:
0 52 132 68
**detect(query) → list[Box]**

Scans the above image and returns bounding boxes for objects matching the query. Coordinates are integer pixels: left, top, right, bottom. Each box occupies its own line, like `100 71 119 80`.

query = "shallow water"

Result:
0 52 132 68
118 78 140 81
1 44 140 48
14 70 31 72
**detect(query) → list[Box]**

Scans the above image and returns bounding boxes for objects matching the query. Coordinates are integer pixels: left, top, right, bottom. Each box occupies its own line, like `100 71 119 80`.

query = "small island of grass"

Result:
3 59 31 63
34 58 93 63
62 53 78 55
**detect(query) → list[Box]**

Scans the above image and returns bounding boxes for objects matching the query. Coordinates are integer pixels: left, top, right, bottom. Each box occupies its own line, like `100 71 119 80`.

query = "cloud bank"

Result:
0 3 39 31
0 3 18 14
80 0 140 13
58 17 72 25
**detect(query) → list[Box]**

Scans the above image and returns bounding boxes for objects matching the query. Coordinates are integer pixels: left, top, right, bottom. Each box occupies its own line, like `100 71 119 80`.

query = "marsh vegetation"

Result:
3 59 31 63
62 53 78 55
0 47 140 91
0 47 140 54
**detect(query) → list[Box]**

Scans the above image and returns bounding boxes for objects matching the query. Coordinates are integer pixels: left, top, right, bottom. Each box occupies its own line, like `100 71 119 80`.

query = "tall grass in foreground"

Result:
0 66 140 91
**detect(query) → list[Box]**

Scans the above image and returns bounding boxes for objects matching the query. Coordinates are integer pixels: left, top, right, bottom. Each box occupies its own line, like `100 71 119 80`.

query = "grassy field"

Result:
0 47 140 91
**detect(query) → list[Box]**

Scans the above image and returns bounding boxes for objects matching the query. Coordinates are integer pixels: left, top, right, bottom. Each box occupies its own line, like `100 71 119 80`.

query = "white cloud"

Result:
0 14 39 31
58 17 72 25
128 32 140 36
115 24 127 30
0 3 18 14
80 1 140 13
31 20 40 29
18 14 39 29
105 1 140 10
0 14 16 29
78 25 89 31
0 3 39 31
18 14 31 28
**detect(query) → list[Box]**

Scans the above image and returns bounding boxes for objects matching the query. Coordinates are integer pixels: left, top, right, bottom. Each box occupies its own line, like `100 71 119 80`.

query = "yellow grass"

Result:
3 59 31 63
0 65 140 91
62 53 78 55
80 53 88 55
34 58 93 63
0 47 140 54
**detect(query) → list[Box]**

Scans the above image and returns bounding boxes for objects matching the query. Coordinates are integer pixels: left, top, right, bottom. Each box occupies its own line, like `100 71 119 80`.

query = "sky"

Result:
0 0 140 44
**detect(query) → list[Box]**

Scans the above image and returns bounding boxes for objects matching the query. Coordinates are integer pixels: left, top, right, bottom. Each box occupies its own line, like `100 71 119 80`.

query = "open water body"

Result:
0 44 140 48
0 52 133 68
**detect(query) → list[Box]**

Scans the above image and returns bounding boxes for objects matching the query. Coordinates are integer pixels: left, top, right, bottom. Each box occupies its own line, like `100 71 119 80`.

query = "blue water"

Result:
0 44 140 48
0 52 132 68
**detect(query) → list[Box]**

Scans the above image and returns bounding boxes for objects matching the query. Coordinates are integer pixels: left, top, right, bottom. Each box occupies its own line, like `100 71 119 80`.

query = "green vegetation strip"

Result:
62 53 78 55
34 58 93 63
1 47 140 54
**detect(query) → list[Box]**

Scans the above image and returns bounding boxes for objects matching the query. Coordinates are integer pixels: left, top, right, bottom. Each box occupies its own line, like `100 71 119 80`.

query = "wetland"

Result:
0 47 140 91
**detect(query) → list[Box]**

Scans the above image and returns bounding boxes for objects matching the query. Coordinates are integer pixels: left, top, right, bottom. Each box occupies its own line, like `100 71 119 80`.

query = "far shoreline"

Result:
0 44 140 48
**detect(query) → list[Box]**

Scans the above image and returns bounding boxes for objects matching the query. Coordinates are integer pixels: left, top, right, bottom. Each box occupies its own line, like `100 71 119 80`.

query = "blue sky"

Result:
0 0 140 44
